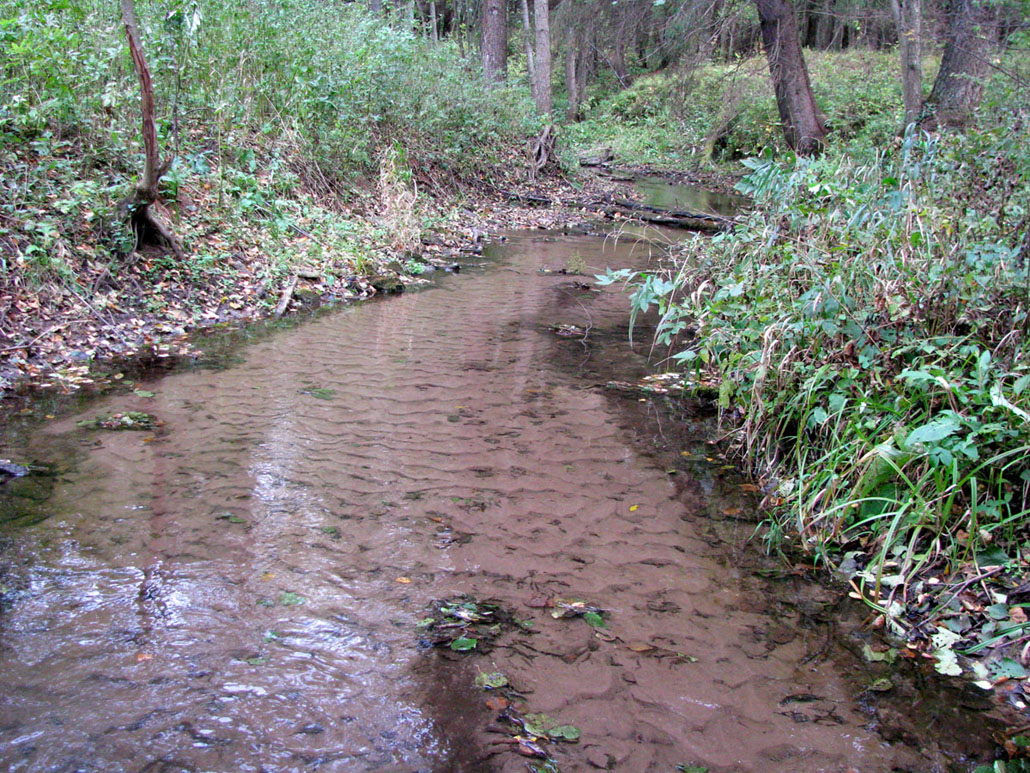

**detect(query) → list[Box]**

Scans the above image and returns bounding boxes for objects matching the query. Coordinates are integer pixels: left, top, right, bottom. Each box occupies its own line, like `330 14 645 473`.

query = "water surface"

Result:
0 230 1004 771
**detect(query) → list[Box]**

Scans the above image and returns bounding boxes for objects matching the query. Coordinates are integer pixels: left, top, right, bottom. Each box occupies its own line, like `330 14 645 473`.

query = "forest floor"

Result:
0 154 733 408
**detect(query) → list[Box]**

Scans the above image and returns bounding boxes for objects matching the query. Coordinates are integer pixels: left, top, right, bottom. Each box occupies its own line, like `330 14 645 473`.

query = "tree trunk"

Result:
520 0 535 83
429 0 438 43
119 0 182 259
889 0 922 128
532 0 552 115
611 2 631 86
369 0 382 14
565 41 578 121
755 0 827 155
481 0 507 82
925 0 995 127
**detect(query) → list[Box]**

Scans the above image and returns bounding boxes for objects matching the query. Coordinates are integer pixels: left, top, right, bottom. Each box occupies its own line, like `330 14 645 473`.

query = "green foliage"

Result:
571 49 930 165
0 0 525 292
606 110 1030 618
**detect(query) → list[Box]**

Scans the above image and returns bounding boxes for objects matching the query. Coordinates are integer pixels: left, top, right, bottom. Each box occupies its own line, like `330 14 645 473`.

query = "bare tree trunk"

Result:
532 0 552 115
119 0 182 259
565 36 578 120
611 1 631 86
429 0 438 42
889 0 923 128
520 0 535 83
755 0 827 155
369 0 383 14
926 0 996 126
481 0 507 82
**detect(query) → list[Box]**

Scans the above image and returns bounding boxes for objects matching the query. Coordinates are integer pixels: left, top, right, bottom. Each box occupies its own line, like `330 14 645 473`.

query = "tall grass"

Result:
601 100 1030 627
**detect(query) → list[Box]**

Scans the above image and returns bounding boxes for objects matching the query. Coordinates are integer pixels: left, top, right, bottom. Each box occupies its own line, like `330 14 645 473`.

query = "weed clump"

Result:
603 107 1030 673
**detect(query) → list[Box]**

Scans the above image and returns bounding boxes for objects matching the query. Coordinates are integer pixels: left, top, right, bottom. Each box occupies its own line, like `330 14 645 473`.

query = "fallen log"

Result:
274 275 299 319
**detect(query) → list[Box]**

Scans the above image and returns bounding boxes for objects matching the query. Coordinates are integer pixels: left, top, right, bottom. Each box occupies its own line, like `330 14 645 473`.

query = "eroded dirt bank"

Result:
0 229 1011 771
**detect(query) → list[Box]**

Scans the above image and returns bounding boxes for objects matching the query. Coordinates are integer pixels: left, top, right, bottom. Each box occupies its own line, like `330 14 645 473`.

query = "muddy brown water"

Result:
0 230 1009 772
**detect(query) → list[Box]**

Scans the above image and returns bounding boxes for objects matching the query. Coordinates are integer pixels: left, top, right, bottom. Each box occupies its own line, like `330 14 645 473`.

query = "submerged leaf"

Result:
474 671 509 689
449 637 477 652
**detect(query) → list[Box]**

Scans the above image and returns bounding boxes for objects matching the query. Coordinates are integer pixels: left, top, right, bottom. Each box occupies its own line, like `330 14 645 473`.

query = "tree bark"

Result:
520 0 535 84
565 41 578 121
119 0 182 259
481 0 507 82
369 0 383 13
532 0 552 115
925 0 996 127
889 0 922 128
755 0 827 155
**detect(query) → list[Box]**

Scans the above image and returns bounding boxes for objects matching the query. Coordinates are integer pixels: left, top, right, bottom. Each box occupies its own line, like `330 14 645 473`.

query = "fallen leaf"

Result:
629 505 639 512
475 671 509 689
627 642 655 653
450 637 477 652
396 576 412 584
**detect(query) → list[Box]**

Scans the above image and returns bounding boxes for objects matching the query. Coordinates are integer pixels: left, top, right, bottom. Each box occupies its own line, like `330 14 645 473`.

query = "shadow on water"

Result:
0 224 1014 771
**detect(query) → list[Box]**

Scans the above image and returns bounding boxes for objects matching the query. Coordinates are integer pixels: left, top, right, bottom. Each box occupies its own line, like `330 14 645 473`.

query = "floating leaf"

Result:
583 611 607 628
134 389 156 398
450 637 478 652
546 724 581 742
862 644 897 664
299 387 336 400
867 677 893 692
522 713 556 737
475 671 509 689
279 592 305 607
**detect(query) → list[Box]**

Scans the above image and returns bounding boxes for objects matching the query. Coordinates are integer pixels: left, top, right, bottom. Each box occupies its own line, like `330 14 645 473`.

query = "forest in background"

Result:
2 0 1030 687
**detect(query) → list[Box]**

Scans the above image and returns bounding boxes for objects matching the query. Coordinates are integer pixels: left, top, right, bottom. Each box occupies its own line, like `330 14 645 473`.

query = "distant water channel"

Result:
634 176 749 217
0 225 1005 771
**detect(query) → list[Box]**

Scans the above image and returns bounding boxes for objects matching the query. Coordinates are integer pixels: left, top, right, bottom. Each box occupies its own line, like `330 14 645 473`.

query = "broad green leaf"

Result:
905 416 961 447
449 637 477 652
547 724 581 742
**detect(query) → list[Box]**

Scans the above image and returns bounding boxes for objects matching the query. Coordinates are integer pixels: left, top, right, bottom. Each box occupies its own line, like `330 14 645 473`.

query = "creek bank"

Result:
0 160 722 407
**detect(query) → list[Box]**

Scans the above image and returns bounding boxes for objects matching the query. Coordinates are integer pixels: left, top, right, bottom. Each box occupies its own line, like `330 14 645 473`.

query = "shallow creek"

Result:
0 229 1009 771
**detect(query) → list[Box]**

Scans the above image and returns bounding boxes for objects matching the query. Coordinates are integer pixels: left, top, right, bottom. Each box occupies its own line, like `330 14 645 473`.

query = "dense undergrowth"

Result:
0 0 531 392
602 59 1030 676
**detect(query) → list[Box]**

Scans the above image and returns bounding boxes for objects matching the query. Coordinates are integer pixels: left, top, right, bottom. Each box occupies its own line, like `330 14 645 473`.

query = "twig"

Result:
0 324 67 354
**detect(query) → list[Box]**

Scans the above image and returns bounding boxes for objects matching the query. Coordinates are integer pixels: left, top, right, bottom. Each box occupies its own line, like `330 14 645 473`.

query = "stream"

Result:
0 225 1009 771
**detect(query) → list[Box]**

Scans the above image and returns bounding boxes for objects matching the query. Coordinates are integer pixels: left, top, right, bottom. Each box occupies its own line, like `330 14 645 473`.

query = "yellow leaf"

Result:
396 576 412 584
629 505 639 512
